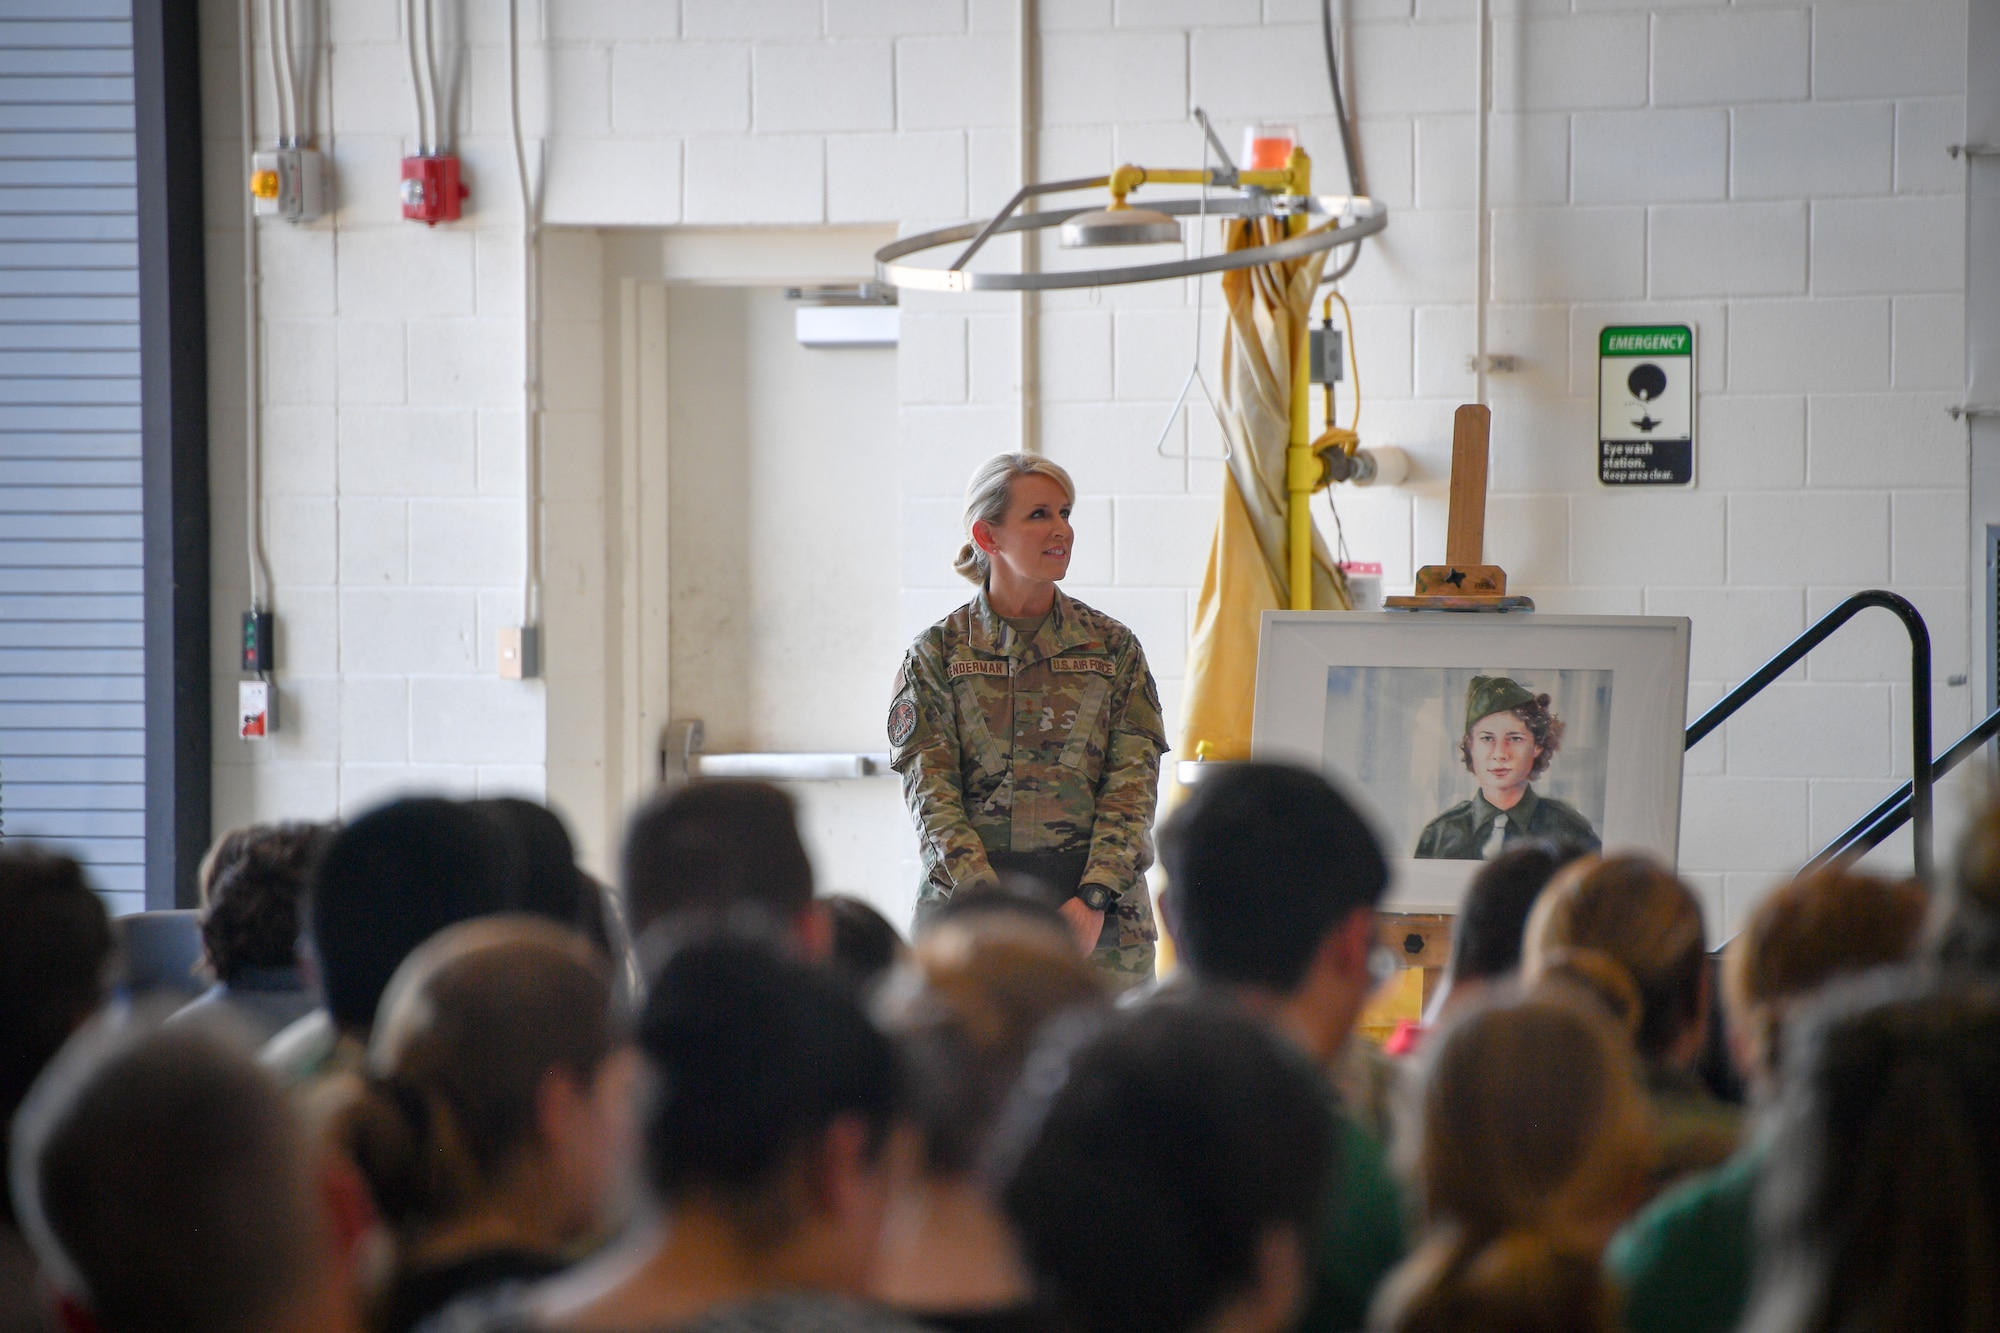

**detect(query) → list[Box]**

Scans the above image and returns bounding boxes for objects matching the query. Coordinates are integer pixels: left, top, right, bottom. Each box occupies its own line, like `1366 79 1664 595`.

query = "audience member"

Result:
472 800 601 946
265 798 508 1084
0 848 113 1333
825 895 907 994
1522 854 1738 1191
334 917 638 1333
1926 794 2000 972
1423 841 1580 1033
995 1002 1335 1333
871 914 1107 1329
432 929 920 1333
1741 973 2000 1333
1369 995 1655 1333
1606 870 1927 1333
1155 762 1405 1333
918 881 1078 946
620 781 827 959
170 822 329 1044
9 1019 365 1333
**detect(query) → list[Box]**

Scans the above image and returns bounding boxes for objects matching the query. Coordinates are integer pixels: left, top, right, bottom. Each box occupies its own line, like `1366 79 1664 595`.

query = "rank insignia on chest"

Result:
1050 656 1115 675
948 659 1010 678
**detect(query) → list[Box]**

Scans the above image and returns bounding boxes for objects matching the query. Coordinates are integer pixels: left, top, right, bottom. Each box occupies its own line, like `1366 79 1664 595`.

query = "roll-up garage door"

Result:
0 5 146 915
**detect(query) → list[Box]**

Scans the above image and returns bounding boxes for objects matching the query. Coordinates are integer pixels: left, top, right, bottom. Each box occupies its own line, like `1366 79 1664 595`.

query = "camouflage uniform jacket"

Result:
888 588 1168 956
1411 785 1600 860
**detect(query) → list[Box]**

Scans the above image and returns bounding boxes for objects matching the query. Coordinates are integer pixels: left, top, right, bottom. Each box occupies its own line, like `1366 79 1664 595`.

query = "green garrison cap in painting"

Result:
1464 675 1538 733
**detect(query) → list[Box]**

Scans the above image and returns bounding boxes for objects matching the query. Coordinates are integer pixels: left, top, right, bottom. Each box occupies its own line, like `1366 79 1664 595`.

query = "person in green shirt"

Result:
1605 868 1928 1333
1154 763 1409 1333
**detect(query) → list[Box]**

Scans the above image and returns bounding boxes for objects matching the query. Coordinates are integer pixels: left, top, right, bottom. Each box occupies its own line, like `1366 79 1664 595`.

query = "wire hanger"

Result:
1160 109 1232 462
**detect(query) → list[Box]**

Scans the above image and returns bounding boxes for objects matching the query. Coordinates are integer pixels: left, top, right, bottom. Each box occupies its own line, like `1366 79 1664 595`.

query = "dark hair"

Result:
637 929 897 1239
1931 794 2000 973
1458 695 1564 781
1748 974 2000 1333
0 847 112 1228
308 798 507 1035
621 781 815 941
16 1023 323 1333
824 895 904 990
922 880 1076 943
342 917 623 1233
470 798 601 944
997 1002 1335 1333
1449 842 1579 984
1158 763 1388 993
199 823 329 983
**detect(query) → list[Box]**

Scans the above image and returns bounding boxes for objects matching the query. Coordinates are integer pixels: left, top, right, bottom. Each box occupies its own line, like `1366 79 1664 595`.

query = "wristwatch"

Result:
1075 883 1114 914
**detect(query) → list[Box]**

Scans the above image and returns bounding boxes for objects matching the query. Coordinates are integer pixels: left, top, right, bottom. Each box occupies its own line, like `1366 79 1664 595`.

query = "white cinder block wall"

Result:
201 0 1971 934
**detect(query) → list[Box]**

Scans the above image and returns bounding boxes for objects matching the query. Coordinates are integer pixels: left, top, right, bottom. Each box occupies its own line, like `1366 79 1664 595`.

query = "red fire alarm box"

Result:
400 154 466 225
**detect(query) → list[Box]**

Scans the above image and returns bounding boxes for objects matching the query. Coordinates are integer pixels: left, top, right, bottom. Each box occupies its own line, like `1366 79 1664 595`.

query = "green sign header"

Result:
1601 324 1691 357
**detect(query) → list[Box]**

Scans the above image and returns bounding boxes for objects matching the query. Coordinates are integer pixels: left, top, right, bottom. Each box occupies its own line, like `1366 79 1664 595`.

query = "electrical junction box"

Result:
250 148 324 222
1308 326 1345 384
239 679 274 738
498 625 539 680
241 610 274 673
401 154 466 225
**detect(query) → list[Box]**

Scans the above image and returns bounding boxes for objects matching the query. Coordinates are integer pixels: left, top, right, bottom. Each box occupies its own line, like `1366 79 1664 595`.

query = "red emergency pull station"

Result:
400 154 466 225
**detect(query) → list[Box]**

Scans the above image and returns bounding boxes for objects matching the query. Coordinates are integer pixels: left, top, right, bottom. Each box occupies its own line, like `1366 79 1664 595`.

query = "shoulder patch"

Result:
948 659 1010 678
887 698 918 747
1051 656 1116 676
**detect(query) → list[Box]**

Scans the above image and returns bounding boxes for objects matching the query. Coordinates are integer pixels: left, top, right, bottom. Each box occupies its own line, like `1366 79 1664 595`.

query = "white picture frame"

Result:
1251 612 1691 913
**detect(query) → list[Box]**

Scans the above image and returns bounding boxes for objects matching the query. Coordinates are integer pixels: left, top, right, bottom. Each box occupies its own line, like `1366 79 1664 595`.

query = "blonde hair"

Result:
1522 854 1707 1064
1721 868 1925 1081
954 453 1077 584
1373 996 1652 1333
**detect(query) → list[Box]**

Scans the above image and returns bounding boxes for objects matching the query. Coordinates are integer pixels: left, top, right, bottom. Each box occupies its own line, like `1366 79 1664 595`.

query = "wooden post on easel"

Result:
1384 404 1535 611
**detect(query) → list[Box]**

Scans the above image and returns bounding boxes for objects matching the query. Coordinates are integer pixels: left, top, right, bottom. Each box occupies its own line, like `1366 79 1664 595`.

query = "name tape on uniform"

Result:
1051 656 1116 675
948 659 1011 678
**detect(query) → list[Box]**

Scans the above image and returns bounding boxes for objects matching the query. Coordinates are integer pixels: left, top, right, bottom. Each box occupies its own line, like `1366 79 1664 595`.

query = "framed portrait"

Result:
1251 612 1691 912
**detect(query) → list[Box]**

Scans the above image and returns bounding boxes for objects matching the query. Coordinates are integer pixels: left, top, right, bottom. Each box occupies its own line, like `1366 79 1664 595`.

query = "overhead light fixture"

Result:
1059 205 1181 248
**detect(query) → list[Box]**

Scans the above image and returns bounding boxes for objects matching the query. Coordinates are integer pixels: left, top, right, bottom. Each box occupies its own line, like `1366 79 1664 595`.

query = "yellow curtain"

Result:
1177 219 1351 769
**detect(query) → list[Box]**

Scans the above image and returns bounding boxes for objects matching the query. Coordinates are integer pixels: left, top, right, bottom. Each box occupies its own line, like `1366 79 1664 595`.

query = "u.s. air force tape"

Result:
1051 656 1115 675
887 699 917 746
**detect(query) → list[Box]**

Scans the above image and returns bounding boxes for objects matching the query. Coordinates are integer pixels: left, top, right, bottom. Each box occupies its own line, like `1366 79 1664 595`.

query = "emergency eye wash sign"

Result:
1598 325 1694 487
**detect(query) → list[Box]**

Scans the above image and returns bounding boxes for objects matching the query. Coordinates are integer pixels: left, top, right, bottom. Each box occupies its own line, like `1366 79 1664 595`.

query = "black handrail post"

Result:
1684 591 1933 883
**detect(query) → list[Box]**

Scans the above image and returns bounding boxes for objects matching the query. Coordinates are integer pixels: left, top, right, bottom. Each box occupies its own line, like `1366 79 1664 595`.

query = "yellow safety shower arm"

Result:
1106 146 1313 209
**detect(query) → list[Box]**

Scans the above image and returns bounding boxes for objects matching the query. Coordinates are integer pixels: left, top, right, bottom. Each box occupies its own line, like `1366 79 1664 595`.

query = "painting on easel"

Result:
1251 613 1689 912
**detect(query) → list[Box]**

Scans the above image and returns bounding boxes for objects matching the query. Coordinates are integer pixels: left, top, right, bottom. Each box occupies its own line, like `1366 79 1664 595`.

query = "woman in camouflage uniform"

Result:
888 454 1168 986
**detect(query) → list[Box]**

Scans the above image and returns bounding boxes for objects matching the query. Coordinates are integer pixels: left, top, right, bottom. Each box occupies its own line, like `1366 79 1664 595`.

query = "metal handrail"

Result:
1683 591 1934 883
1802 704 2000 874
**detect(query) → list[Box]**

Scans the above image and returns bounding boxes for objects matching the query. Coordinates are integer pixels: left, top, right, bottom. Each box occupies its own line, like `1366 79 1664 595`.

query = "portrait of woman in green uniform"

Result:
1413 675 1601 861
885 453 1168 986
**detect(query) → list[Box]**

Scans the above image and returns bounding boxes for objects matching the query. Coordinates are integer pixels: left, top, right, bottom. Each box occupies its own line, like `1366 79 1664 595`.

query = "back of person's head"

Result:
882 916 1106 1176
199 823 329 985
996 1001 1334 1333
309 798 507 1036
620 781 815 941
1746 974 2000 1333
339 916 626 1237
824 894 905 992
1373 996 1651 1333
1723 869 1927 1083
1931 793 2000 972
1158 762 1389 993
921 880 1077 946
470 798 598 940
1450 842 1578 985
638 929 897 1246
11 1020 339 1333
0 847 112 1228
1522 855 1707 1065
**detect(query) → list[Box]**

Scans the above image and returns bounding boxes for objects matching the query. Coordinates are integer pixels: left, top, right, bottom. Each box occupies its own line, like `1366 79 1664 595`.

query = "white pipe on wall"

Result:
1472 0 1491 408
1018 0 1040 454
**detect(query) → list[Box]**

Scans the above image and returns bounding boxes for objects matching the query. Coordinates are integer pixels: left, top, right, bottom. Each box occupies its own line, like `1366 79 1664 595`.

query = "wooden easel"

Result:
1384 404 1535 612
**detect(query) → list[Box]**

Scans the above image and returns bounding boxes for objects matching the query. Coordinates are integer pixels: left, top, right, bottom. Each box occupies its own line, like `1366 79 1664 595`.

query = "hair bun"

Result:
952 541 986 584
1533 946 1643 1041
